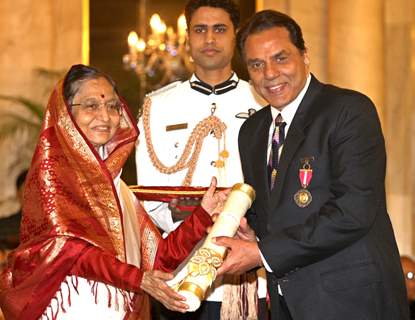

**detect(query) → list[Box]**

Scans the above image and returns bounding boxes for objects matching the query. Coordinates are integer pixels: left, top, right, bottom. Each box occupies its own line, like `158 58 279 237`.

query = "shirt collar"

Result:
271 73 311 129
189 72 239 95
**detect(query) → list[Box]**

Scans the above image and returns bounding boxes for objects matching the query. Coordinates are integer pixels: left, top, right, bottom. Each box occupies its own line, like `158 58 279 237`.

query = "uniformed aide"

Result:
135 0 267 319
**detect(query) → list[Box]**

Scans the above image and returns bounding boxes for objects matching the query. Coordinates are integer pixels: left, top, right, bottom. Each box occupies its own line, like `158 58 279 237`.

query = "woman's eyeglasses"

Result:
71 99 122 115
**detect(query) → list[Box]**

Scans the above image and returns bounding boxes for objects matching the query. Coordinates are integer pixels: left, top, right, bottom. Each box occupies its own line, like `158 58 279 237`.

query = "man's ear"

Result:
303 48 310 67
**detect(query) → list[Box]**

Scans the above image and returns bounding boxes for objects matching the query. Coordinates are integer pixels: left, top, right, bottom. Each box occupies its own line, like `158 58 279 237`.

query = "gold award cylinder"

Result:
172 183 255 312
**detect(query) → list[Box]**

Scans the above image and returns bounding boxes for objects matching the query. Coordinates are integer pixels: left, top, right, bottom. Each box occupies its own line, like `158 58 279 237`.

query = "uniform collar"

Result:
189 72 239 95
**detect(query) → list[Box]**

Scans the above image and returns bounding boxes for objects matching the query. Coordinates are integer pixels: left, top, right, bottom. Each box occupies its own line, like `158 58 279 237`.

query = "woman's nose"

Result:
96 105 110 121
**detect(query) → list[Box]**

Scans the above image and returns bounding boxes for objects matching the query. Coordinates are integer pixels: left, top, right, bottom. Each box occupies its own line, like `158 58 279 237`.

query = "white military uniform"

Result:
135 72 267 303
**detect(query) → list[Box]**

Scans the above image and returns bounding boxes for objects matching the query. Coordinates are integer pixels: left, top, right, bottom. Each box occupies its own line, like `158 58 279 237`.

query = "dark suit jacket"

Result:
239 75 409 320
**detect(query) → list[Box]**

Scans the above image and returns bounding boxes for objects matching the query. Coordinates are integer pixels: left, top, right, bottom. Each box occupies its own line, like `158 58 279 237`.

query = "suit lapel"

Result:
269 75 324 208
251 108 272 205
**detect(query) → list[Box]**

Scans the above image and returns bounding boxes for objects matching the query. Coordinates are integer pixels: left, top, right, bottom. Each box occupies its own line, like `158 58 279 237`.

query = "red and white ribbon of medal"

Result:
299 168 313 188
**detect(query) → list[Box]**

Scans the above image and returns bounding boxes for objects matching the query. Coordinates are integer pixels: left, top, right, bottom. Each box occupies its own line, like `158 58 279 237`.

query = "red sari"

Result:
0 75 212 320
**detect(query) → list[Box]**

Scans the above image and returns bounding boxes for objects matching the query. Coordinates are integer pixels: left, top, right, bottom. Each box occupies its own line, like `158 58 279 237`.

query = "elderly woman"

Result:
0 65 226 320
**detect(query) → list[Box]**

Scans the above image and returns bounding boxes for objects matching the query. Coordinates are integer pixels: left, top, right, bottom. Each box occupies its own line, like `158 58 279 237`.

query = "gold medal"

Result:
294 189 312 208
294 158 314 208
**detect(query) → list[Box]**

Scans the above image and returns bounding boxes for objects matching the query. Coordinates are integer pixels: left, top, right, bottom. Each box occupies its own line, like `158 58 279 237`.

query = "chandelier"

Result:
123 13 193 92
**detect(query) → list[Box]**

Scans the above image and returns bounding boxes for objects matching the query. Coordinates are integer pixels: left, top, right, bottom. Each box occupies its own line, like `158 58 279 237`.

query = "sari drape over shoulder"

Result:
0 74 212 320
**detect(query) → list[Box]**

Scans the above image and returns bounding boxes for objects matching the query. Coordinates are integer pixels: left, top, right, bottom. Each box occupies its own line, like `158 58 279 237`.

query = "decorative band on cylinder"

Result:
178 282 205 301
231 183 255 202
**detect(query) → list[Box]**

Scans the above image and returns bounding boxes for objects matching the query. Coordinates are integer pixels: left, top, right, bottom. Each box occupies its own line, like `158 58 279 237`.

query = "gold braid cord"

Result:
142 98 227 186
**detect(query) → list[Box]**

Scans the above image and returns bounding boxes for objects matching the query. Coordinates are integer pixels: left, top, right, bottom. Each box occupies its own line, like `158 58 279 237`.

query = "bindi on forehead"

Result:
100 94 105 99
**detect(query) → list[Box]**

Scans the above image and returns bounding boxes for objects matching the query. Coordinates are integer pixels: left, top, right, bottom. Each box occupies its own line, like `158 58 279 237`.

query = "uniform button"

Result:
174 142 179 148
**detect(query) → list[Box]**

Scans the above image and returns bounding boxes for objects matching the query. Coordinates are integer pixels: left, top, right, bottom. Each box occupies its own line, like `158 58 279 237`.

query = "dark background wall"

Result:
90 0 255 184
90 0 140 115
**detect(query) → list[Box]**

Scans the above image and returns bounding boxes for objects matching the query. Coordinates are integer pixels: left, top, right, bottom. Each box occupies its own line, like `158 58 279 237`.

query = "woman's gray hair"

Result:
63 64 118 105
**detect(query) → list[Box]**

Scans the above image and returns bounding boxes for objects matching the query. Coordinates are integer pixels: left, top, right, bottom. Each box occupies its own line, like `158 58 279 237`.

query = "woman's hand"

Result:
140 270 188 313
200 177 230 216
168 197 201 222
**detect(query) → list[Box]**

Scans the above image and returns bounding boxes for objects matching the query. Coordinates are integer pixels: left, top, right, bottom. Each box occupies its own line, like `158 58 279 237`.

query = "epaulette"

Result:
146 80 182 98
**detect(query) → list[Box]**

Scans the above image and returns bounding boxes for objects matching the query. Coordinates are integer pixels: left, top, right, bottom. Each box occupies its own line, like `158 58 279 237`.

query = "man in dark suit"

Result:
214 10 409 319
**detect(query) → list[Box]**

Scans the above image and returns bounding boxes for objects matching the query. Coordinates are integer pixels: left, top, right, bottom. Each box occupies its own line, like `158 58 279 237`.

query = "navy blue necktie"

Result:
268 114 286 189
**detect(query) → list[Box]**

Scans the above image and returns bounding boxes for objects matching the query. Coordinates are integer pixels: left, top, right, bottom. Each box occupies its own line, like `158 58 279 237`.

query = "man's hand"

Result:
140 270 188 313
201 177 230 215
236 217 256 241
213 237 262 275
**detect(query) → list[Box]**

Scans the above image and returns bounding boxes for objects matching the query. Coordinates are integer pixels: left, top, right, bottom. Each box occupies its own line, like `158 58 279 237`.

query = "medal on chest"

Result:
294 158 314 208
